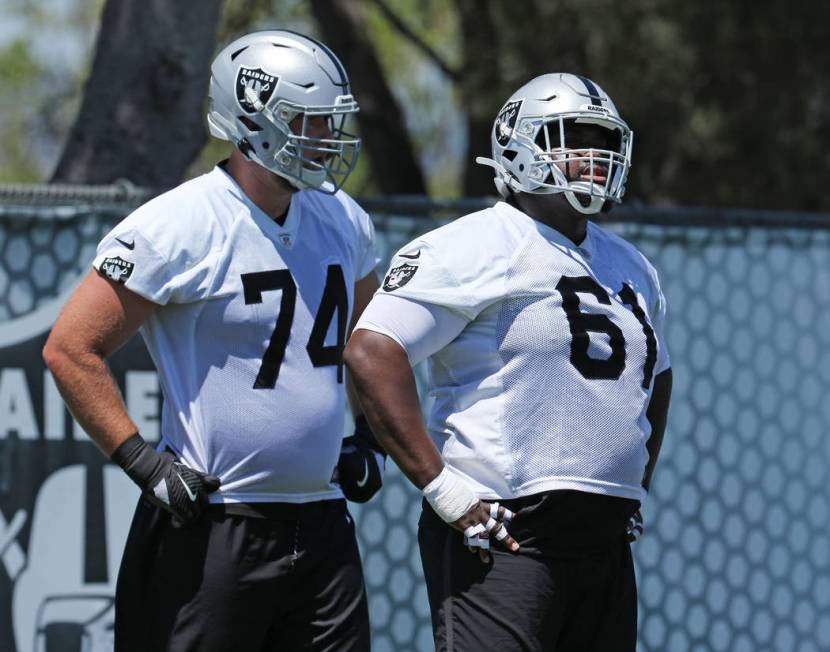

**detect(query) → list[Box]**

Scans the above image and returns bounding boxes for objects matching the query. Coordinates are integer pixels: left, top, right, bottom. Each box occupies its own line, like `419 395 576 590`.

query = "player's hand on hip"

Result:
422 466 519 563
453 500 519 563
111 433 221 525
626 509 644 542
145 451 221 524
333 415 387 503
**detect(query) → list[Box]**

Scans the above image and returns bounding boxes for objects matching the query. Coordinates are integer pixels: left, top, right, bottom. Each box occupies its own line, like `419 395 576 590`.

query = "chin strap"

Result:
564 181 606 214
564 191 604 214
477 156 606 214
476 156 527 197
474 156 502 172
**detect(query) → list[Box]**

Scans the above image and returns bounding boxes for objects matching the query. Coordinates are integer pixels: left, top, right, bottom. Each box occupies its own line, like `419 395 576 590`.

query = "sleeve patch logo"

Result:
236 67 278 114
495 99 524 146
382 263 418 292
100 256 134 284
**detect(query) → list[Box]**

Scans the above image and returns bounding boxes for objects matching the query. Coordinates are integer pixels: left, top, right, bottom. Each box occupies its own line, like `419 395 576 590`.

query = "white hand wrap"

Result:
463 524 486 539
463 524 490 549
490 501 514 525
423 467 478 524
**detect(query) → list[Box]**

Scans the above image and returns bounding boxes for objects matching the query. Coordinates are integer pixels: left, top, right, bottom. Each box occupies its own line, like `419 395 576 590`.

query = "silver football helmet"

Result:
207 30 360 193
477 73 633 214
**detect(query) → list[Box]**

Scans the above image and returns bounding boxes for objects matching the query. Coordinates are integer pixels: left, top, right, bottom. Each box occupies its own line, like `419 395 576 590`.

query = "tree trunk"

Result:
51 0 223 186
454 0 503 197
310 0 427 195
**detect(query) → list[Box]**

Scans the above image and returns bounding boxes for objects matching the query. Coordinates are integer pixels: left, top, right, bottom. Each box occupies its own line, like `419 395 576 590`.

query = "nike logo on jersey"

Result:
177 474 198 502
356 460 370 487
115 237 135 250
399 250 421 259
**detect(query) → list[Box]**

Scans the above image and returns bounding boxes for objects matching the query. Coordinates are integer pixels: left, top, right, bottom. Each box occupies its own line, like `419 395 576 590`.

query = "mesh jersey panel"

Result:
93 167 378 503
495 236 653 496
383 203 668 501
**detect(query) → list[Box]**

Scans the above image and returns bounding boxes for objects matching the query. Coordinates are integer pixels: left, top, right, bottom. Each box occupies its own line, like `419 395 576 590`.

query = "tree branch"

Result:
310 0 427 194
368 0 459 81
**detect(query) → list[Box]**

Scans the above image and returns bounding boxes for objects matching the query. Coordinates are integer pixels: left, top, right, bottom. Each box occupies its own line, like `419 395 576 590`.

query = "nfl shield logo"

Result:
382 263 418 292
495 99 523 146
236 67 277 113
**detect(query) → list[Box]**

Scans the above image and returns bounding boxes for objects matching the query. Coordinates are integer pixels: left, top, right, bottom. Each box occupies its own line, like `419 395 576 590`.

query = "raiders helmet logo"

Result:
382 263 418 292
100 256 134 284
236 67 278 113
495 99 523 146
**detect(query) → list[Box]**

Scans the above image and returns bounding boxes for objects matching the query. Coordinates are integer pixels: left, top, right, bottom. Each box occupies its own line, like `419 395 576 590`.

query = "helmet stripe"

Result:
279 29 349 92
574 75 602 106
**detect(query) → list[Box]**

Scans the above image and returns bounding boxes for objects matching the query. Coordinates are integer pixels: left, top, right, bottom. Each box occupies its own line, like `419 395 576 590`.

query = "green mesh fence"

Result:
1 194 829 652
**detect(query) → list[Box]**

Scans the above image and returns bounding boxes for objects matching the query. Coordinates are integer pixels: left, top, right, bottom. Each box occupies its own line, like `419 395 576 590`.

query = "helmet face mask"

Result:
263 97 360 191
477 74 634 215
207 30 361 194
528 115 632 208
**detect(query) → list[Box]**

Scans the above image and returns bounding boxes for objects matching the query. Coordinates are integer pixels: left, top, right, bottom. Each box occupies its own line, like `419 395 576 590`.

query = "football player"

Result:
43 30 385 651
345 73 672 651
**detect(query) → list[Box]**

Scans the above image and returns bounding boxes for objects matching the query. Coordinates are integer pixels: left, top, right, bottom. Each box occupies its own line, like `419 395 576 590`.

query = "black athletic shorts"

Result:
115 497 370 651
418 490 640 652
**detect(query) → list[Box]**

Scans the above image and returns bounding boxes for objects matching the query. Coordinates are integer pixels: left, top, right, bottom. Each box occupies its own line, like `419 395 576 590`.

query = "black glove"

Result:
111 433 221 524
332 415 386 503
626 509 644 542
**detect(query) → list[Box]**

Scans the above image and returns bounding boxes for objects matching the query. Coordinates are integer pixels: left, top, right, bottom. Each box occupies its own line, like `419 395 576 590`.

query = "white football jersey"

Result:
378 201 669 502
92 166 378 503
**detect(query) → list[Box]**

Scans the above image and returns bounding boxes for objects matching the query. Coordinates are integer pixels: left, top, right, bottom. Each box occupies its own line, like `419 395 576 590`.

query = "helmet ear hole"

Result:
238 116 262 132
502 149 518 162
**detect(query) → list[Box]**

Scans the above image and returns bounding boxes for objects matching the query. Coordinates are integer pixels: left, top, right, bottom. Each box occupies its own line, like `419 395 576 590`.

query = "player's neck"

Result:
225 150 294 225
514 193 588 245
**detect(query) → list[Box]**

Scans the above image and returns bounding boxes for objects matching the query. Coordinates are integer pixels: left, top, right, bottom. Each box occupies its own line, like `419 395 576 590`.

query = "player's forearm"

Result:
642 368 672 492
345 372 365 418
42 341 138 456
344 330 443 489
345 271 381 419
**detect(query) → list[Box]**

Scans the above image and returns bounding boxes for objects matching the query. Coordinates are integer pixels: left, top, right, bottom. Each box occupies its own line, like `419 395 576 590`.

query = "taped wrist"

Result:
110 432 164 489
422 467 478 523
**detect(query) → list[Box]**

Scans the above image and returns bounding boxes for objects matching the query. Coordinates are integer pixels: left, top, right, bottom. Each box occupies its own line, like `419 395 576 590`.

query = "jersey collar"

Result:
213 165 304 249
497 200 596 259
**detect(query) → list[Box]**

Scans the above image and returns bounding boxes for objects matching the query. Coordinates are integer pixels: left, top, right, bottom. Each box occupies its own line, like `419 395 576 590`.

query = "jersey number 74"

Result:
241 264 348 389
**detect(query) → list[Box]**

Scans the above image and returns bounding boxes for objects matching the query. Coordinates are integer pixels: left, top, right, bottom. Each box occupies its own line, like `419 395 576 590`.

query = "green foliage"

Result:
0 39 44 182
0 0 101 182
360 0 464 196
5 0 830 209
